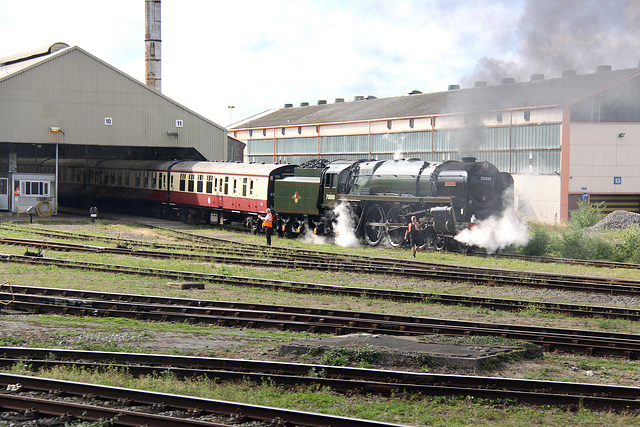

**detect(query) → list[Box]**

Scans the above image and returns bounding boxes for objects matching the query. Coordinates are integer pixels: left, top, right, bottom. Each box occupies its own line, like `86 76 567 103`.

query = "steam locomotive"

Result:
30 156 513 250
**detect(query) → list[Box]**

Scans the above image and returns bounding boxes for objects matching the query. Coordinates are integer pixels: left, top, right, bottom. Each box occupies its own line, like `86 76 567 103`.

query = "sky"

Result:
1 0 639 128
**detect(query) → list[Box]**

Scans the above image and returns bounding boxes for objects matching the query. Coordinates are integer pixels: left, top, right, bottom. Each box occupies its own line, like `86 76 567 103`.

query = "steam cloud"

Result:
300 201 360 248
455 193 529 253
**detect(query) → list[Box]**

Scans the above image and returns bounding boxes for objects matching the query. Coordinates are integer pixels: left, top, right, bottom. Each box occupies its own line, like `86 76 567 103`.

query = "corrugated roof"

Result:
0 42 70 76
236 67 640 129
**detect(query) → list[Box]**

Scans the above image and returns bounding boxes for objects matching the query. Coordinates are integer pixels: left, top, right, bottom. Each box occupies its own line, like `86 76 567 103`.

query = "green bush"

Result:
568 200 605 229
522 225 552 256
559 228 595 260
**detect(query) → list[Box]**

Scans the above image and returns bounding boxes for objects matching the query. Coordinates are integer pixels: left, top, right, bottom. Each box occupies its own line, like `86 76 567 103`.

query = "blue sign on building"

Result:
614 177 622 185
582 192 589 201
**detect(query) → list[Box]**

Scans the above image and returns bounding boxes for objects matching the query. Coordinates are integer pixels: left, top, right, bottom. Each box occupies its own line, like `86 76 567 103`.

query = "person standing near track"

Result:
258 208 273 245
404 215 422 257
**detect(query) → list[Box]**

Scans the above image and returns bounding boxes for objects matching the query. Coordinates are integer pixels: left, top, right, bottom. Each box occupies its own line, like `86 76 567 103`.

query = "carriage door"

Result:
0 178 8 210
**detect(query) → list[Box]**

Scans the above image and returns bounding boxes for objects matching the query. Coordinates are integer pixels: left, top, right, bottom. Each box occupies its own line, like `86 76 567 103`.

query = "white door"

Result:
0 178 8 210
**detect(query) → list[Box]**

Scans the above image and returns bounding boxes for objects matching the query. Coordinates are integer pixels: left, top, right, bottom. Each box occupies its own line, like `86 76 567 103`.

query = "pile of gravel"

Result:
583 210 640 234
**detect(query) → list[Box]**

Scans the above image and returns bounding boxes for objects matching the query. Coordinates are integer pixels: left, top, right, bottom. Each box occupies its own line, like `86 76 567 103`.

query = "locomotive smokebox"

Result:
462 156 477 163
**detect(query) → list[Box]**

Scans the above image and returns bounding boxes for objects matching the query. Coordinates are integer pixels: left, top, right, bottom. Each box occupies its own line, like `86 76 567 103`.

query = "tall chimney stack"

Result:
145 0 161 91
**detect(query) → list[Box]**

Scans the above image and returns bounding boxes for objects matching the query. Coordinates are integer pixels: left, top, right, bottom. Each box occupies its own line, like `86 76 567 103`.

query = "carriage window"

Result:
249 180 254 195
135 171 141 187
224 177 229 194
125 171 131 187
179 173 186 191
233 179 237 194
151 172 157 189
206 176 213 193
242 178 247 196
143 171 149 188
197 174 204 193
188 174 195 192
117 170 123 186
110 170 116 185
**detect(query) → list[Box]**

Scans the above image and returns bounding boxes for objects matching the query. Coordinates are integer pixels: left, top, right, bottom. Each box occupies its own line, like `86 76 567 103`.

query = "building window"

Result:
524 110 531 121
409 118 414 129
497 112 503 123
298 126 302 134
387 120 392 130
282 127 285 135
430 117 436 127
24 181 50 196
249 130 253 137
262 129 267 136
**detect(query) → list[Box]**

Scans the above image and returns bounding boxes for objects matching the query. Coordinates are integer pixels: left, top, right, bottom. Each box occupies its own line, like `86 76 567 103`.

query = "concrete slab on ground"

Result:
280 333 530 369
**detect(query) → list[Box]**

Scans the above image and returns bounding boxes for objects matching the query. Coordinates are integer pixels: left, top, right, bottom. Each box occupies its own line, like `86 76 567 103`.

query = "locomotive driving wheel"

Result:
363 204 385 246
385 206 406 247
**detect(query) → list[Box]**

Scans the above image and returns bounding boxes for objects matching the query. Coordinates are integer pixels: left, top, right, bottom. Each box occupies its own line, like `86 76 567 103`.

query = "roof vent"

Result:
334 98 345 103
354 95 365 101
530 74 544 81
448 84 460 91
318 100 327 105
501 77 515 84
596 65 612 73
300 102 309 107
473 81 487 87
408 90 422 95
365 95 377 100
284 103 293 108
562 70 577 77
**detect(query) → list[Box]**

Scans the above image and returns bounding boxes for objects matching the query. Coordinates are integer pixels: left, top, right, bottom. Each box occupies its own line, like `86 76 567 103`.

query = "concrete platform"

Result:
279 333 539 370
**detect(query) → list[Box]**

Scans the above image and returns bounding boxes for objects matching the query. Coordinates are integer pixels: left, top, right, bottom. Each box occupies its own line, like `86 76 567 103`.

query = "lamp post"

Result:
50 126 64 215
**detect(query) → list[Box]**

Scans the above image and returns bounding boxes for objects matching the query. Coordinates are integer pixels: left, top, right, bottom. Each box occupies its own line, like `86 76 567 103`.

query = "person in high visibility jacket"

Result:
404 215 423 257
258 208 273 246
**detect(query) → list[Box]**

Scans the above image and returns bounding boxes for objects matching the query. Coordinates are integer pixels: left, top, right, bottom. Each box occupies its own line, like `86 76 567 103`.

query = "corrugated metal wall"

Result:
0 47 227 161
246 123 561 172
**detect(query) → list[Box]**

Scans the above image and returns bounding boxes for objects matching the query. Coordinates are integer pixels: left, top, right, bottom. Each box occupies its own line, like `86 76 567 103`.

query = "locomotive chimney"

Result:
145 0 162 92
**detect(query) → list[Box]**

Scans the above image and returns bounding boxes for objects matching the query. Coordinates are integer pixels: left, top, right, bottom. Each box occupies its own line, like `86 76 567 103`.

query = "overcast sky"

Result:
1 0 638 128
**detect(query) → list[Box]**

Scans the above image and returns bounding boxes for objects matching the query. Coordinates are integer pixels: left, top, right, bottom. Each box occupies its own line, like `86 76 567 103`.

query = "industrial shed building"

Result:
0 43 229 215
230 66 640 223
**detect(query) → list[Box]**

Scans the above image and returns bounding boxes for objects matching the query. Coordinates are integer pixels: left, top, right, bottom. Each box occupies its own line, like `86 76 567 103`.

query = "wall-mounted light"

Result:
618 133 626 138
50 126 63 133
167 131 178 138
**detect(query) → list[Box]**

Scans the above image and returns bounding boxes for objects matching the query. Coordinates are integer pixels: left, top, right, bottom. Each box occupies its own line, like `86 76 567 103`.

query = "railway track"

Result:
2 284 640 358
4 234 640 298
5 237 640 296
1 347 639 412
0 372 397 426
3 250 640 322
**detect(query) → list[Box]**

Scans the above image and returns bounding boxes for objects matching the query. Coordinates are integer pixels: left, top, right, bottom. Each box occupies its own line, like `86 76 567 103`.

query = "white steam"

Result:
299 201 360 248
332 202 360 248
455 202 529 254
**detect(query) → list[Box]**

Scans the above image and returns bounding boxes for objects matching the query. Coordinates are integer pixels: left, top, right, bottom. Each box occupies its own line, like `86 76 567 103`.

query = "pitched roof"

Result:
236 67 640 129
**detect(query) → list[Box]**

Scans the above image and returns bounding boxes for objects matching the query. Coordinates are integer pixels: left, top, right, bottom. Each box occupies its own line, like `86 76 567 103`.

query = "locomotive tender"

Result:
32 156 513 250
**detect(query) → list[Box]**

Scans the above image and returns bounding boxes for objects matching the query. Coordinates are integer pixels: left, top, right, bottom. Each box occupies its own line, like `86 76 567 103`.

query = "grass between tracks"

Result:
2 220 640 425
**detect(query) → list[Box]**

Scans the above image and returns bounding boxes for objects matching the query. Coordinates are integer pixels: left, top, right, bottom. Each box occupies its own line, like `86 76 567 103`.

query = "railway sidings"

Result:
1 216 640 425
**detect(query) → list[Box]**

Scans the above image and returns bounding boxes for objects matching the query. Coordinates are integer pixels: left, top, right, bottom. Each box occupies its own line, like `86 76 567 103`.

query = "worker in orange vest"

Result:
258 208 273 246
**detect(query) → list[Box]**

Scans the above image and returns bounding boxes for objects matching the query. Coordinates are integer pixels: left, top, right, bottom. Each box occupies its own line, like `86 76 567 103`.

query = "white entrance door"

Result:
0 178 8 210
